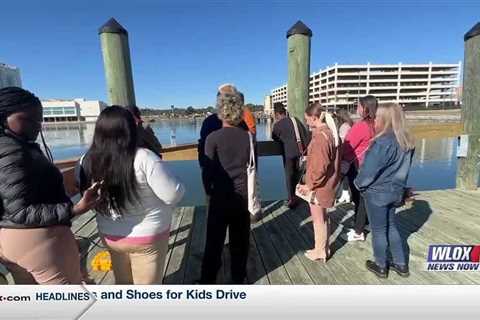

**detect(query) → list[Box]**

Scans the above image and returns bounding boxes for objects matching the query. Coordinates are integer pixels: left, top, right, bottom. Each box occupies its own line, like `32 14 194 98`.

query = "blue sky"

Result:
1 0 478 108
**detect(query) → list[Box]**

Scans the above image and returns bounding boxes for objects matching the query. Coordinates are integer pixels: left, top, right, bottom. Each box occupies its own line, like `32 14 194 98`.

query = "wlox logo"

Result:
426 245 480 271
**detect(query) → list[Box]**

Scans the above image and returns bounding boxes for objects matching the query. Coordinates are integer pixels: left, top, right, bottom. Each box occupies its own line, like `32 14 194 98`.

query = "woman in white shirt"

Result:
76 106 185 284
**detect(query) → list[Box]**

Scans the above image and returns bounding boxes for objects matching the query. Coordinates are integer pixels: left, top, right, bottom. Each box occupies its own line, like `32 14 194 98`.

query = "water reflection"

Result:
409 136 457 191
416 137 455 166
41 121 459 205
41 120 458 168
42 123 95 148
265 118 272 140
170 128 177 146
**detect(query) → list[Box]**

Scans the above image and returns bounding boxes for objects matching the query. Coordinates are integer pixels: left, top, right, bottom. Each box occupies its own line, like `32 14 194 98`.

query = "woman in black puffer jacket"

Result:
0 87 100 284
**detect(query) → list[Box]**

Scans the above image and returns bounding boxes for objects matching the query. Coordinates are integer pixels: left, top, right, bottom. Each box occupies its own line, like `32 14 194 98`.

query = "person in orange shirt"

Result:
238 92 256 135
242 107 256 135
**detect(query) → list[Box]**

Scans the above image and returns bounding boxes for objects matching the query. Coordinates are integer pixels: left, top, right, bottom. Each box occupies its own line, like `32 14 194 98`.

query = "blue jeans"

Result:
365 200 406 268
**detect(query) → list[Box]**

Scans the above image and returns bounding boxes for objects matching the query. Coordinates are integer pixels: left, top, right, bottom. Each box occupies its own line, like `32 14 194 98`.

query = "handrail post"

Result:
99 18 136 107
287 20 312 123
456 22 480 190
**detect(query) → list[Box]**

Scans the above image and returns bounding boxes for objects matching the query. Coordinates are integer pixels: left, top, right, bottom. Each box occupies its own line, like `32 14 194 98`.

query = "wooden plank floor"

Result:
75 189 480 285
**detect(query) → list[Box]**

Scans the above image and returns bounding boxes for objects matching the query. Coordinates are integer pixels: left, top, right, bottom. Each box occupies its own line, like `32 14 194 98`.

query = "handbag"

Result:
247 132 262 216
295 130 331 206
290 116 307 169
295 185 321 206
294 114 339 207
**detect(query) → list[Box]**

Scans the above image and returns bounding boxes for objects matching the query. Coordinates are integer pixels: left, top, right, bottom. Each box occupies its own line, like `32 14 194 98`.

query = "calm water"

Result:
41 120 459 206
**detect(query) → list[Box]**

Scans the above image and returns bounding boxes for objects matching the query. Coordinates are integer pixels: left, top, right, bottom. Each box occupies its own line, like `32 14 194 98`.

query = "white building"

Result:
264 95 273 116
271 62 461 110
42 99 107 122
74 98 107 122
0 63 22 89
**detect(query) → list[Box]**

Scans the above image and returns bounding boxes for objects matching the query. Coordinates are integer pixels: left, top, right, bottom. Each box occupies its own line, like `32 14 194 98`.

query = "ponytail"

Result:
306 102 339 147
320 112 340 147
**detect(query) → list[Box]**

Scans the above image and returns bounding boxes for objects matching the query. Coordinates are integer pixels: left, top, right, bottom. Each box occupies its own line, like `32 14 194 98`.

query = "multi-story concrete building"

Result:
0 63 22 89
271 62 461 110
42 98 107 122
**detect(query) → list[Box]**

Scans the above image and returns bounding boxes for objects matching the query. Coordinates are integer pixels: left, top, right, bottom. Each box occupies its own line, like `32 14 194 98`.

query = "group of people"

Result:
0 87 185 285
271 95 414 278
0 84 414 285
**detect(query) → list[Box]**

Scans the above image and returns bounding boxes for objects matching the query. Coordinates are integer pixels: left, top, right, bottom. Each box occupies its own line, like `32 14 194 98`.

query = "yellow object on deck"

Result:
91 251 112 272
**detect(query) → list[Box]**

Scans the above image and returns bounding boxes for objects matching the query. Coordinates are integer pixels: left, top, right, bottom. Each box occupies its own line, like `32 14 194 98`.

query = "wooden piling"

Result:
99 18 136 107
456 22 480 190
286 21 312 123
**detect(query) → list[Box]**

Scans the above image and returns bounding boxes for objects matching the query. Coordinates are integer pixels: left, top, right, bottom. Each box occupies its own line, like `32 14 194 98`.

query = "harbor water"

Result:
42 119 459 206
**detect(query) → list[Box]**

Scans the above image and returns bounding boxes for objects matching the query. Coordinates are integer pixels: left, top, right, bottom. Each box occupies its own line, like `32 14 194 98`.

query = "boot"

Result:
390 263 410 277
366 260 388 278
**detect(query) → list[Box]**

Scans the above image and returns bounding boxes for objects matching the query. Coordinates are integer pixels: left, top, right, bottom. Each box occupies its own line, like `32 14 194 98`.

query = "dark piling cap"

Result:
465 22 480 41
99 18 128 35
286 20 313 38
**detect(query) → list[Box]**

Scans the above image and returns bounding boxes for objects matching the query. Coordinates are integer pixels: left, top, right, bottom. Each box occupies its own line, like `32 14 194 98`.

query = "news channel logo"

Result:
426 245 480 271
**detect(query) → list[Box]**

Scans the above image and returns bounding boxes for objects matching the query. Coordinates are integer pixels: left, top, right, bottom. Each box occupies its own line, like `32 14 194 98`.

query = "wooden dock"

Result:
74 189 480 285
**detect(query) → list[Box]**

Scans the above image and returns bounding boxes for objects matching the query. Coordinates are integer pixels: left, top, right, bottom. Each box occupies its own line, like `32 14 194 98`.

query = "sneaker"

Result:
340 228 353 241
337 191 351 204
366 260 388 278
390 263 410 277
346 229 365 242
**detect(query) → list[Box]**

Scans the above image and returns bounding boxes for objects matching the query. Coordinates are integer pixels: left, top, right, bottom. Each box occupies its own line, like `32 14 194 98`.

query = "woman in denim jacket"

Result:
354 103 415 279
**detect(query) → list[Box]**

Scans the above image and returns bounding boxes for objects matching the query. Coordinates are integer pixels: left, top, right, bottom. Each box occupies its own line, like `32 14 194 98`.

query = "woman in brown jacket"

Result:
297 103 340 262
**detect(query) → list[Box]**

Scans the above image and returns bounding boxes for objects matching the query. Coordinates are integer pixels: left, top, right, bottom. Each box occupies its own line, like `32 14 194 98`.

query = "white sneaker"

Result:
337 191 351 204
346 229 365 242
340 228 354 241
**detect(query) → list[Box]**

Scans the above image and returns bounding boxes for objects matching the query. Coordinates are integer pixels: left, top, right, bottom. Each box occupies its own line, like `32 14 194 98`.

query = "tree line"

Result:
140 104 264 117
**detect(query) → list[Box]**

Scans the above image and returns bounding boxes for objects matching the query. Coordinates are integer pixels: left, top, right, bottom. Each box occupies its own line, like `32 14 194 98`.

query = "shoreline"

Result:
42 109 462 126
53 122 462 166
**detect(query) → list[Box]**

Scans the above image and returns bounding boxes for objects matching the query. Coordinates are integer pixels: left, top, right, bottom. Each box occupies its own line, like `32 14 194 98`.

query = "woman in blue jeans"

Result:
354 103 415 278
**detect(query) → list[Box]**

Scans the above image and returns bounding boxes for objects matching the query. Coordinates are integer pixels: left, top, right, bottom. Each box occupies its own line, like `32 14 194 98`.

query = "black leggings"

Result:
200 193 250 284
346 166 369 234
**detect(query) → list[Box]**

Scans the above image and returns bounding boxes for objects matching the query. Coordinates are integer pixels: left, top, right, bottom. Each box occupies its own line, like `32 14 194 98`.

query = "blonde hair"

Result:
216 84 244 126
305 102 339 147
375 103 415 151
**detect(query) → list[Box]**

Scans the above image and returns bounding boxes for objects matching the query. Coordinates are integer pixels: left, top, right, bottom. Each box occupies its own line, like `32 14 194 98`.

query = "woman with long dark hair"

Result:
77 106 185 284
0 87 100 284
355 103 414 278
341 95 377 242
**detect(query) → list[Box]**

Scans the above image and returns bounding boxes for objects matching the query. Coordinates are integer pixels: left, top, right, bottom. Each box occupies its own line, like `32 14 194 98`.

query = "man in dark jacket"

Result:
127 106 163 158
272 103 311 208
198 112 223 170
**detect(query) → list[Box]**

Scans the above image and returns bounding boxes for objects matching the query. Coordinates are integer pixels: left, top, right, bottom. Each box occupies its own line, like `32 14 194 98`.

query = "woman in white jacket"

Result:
77 106 185 284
